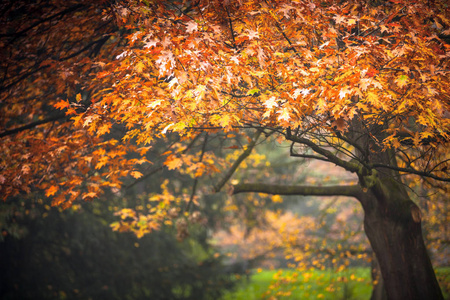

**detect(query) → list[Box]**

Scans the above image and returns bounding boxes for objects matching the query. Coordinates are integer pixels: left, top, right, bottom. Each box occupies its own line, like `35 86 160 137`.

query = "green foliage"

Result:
435 267 450 299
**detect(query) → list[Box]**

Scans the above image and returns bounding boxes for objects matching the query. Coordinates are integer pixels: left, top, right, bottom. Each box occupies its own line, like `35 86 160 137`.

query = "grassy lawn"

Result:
222 267 450 300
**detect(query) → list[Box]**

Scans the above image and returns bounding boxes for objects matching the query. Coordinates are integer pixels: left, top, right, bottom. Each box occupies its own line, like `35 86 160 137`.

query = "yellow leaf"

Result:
335 70 353 83
366 91 379 107
219 114 231 127
135 61 145 73
271 195 283 203
164 156 183 170
131 171 143 179
347 19 357 25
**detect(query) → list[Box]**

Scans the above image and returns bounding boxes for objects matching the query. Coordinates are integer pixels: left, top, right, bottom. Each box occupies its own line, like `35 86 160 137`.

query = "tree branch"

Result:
286 129 361 173
372 163 450 182
1 4 85 39
0 66 49 92
185 133 208 213
59 35 111 61
0 113 67 138
232 183 362 199
213 130 262 193
125 166 164 190
224 5 237 49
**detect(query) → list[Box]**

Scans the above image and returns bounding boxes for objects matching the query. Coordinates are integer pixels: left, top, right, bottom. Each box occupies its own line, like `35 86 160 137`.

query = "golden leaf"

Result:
45 185 59 197
130 171 143 179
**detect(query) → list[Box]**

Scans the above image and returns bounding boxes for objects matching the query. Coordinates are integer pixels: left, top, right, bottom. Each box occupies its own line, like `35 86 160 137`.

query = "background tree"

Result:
0 192 238 300
1 1 449 299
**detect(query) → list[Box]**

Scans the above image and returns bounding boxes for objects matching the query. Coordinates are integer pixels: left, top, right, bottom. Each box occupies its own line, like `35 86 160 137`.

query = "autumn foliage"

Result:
1 0 448 205
1 0 450 299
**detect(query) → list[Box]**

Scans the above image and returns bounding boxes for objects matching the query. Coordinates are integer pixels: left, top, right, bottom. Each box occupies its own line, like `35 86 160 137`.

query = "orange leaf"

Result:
164 156 183 170
45 185 59 197
130 171 143 178
54 100 70 110
82 192 98 200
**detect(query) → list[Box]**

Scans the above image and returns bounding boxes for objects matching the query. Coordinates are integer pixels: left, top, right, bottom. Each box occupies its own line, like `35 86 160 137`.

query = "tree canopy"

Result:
1 0 449 205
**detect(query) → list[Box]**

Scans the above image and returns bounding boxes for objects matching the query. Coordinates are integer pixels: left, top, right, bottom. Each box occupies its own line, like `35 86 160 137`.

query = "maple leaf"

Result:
164 156 183 170
334 15 346 24
263 97 279 110
380 25 389 33
339 87 351 99
134 61 145 73
147 99 163 108
366 68 379 78
144 39 159 48
156 50 175 75
247 29 259 40
45 185 59 197
293 88 310 98
277 108 291 122
97 123 111 136
366 91 380 106
257 47 266 66
116 50 130 60
395 75 408 88
391 138 401 148
21 164 31 175
130 171 143 179
185 21 198 33
347 19 357 26
95 157 109 169
54 99 70 110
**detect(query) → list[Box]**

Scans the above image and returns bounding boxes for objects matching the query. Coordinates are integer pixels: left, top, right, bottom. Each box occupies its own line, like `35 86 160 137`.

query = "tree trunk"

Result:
370 252 387 300
359 176 443 300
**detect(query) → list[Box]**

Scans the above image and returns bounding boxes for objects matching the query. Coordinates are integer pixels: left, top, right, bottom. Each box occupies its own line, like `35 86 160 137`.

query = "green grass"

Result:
221 268 372 300
221 267 450 300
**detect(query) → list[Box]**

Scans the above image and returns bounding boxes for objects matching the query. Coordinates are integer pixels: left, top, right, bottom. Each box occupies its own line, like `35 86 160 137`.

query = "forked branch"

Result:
213 130 262 192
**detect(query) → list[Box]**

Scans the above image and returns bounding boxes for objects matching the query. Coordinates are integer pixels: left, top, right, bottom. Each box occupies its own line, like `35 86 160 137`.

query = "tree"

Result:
1 0 449 299
0 194 236 300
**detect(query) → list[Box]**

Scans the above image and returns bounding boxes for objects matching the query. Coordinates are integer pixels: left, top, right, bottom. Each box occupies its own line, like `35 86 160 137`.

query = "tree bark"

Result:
370 252 387 300
358 176 444 300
